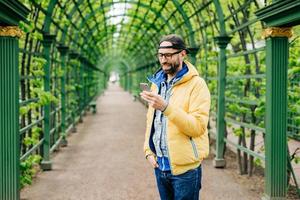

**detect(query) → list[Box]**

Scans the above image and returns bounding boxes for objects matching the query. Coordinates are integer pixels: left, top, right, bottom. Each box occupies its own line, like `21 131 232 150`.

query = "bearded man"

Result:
141 34 211 200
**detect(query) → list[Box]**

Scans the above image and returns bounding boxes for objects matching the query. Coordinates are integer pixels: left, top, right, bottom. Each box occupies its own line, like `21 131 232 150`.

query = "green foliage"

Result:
254 157 262 167
20 92 52 117
66 85 76 92
254 101 265 119
56 68 65 78
19 102 38 116
293 156 300 164
233 127 243 137
20 155 42 188
23 127 42 147
31 57 46 77
20 106 30 116
31 88 59 105
288 36 300 140
19 21 34 33
32 31 43 41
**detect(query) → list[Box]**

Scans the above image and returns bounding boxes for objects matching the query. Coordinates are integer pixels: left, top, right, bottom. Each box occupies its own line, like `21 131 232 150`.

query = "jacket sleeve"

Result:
163 78 211 138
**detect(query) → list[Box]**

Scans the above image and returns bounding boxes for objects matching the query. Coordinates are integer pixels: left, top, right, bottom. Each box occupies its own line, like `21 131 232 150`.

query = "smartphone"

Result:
140 83 150 91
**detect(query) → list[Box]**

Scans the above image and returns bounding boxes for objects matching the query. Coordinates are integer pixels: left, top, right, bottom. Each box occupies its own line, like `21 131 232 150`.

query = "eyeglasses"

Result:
157 50 182 60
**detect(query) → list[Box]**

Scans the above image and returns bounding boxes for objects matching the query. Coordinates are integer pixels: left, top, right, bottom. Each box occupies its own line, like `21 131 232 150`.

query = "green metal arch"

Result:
42 0 227 72
125 0 203 57
54 0 177 65
212 0 227 35
100 57 132 72
85 27 159 59
69 1 176 55
61 0 174 48
92 36 158 67
43 0 101 60
84 1 218 69
43 0 58 33
76 1 173 33
71 13 161 52
171 0 196 47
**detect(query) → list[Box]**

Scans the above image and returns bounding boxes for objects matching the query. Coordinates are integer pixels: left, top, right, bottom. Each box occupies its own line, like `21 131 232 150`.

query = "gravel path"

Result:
21 83 262 200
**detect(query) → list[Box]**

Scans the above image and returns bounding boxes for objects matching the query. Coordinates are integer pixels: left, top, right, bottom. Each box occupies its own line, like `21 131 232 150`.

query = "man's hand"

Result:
140 91 168 111
146 155 159 168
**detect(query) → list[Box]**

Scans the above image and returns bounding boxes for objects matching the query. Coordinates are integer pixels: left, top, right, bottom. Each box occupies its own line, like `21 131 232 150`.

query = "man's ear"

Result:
181 50 187 57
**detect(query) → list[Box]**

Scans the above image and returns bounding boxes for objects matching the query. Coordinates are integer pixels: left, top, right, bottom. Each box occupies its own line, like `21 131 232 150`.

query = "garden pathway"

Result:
21 83 262 200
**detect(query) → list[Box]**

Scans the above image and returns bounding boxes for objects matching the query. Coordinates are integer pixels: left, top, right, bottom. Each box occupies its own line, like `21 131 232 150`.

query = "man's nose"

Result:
161 56 168 62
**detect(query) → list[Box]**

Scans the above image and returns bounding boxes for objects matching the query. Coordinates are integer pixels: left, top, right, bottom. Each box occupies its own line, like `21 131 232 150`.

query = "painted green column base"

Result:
72 126 77 133
89 101 97 114
261 194 286 200
41 160 52 171
79 115 83 123
60 138 68 147
213 158 226 168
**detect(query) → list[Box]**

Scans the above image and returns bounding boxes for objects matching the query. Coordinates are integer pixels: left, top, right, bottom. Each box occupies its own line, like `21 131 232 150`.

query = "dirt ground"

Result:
21 83 269 200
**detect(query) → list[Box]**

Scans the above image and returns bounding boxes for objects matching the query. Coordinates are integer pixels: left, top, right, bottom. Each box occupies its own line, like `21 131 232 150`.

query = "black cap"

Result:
158 34 189 53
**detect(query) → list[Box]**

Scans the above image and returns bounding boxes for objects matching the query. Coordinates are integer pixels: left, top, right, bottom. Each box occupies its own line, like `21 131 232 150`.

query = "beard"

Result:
161 60 180 75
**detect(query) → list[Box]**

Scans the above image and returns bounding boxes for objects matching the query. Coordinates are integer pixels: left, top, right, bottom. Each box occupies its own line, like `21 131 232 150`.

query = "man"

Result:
141 34 211 200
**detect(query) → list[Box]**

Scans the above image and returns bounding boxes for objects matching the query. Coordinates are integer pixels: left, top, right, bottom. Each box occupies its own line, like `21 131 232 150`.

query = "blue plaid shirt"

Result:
151 63 188 171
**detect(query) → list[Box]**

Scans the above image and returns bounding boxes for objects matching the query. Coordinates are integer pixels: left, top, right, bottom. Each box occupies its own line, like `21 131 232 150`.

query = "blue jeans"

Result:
154 165 202 200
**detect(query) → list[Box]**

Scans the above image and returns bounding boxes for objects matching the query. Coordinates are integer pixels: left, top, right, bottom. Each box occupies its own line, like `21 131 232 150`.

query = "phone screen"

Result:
140 83 150 91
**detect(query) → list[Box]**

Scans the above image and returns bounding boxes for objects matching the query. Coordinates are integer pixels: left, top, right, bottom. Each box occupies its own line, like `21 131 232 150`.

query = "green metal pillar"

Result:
124 74 128 91
255 1 300 198
213 36 231 168
87 68 91 101
188 47 199 65
136 71 140 85
79 57 85 121
142 69 146 83
104 73 108 89
263 27 290 200
83 61 87 110
69 51 79 133
0 2 29 199
0 27 21 200
41 33 56 171
84 65 88 110
102 73 105 93
99 72 103 94
57 45 69 147
128 73 132 92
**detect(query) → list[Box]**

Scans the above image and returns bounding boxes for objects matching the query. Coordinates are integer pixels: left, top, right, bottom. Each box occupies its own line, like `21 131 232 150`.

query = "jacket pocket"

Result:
190 137 199 159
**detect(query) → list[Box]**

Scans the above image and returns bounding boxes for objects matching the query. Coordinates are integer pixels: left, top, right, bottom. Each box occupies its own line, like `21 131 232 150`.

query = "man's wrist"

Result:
161 103 168 112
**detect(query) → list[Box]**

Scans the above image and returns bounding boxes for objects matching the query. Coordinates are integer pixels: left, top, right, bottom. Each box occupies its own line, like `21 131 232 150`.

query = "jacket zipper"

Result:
165 119 173 174
190 137 199 159
165 86 174 174
147 83 158 154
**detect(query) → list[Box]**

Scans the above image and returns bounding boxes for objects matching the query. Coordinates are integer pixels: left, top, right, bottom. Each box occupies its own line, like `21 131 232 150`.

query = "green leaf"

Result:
233 128 243 137
293 156 300 164
288 67 300 77
23 137 33 147
20 106 29 116
254 158 262 167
